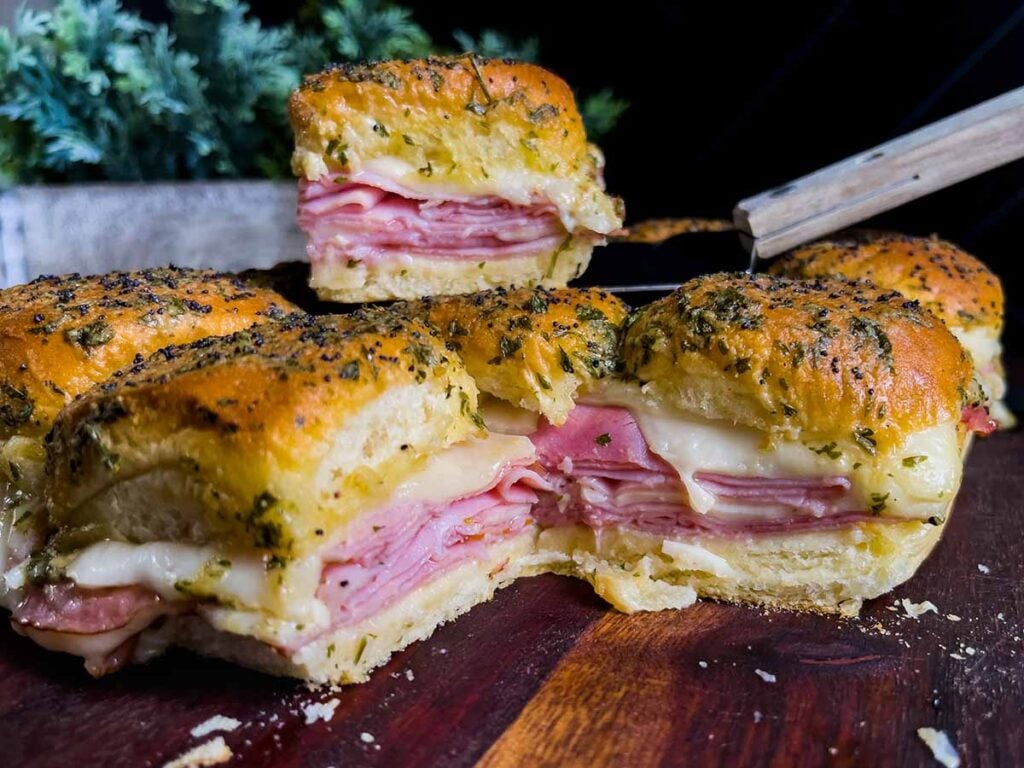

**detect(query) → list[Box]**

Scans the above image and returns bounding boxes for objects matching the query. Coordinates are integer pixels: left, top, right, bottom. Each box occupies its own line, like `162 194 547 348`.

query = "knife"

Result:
604 84 1024 293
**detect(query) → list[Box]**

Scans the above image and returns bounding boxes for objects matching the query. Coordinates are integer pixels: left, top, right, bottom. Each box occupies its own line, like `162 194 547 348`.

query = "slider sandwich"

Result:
12 312 547 681
0 268 292 598
290 56 623 302
770 231 1011 428
418 277 990 616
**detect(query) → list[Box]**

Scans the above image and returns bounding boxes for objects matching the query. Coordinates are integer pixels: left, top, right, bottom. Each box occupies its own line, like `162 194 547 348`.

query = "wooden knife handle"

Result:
733 86 1024 259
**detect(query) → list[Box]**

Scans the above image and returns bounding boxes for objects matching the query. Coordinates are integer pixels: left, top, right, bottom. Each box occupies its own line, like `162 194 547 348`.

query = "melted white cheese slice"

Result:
479 396 541 436
954 325 1005 400
66 542 268 605
585 380 962 521
387 433 535 505
52 432 538 633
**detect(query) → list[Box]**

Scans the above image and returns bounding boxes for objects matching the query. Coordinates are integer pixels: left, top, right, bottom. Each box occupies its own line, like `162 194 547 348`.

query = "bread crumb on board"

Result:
901 599 938 619
917 727 960 768
163 736 232 768
190 716 242 739
302 698 341 725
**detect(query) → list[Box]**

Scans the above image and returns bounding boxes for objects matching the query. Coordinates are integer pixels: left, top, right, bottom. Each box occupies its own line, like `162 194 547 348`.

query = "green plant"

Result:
453 29 540 62
0 0 626 185
317 0 432 61
579 89 630 141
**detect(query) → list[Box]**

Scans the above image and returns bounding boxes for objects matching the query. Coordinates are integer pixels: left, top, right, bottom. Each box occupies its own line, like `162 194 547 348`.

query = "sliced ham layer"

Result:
317 465 546 628
11 582 174 675
962 405 997 436
694 473 855 520
298 176 567 266
531 404 672 480
12 582 164 635
9 461 548 670
530 404 872 535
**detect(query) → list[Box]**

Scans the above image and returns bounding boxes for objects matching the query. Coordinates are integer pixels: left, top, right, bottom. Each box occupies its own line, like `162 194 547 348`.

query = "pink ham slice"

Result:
298 175 566 266
9 461 549 671
693 473 854 519
12 582 164 635
531 404 673 480
530 404 873 535
11 582 174 676
316 465 547 630
962 405 997 435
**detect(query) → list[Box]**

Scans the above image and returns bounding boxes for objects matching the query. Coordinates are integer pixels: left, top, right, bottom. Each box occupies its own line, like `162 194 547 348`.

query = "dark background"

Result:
133 1 1024 358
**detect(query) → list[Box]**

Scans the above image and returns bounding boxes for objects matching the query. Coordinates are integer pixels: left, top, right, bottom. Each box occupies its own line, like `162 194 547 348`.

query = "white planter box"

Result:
0 180 304 287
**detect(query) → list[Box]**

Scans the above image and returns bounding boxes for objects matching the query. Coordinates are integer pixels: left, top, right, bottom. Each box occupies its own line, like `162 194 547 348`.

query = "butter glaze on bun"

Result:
0 268 295 528
622 272 974 452
769 230 1002 331
769 230 1012 427
290 56 621 234
0 268 294 441
395 286 629 425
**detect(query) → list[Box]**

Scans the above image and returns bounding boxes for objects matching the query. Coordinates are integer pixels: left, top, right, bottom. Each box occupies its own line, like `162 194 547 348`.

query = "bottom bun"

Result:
309 237 595 303
533 516 946 617
135 534 535 683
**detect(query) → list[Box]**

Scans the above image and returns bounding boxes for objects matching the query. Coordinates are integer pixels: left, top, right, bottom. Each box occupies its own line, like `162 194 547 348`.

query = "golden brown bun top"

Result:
769 231 1003 333
294 57 579 138
0 267 295 441
395 287 629 425
46 310 480 554
290 56 622 234
623 273 975 451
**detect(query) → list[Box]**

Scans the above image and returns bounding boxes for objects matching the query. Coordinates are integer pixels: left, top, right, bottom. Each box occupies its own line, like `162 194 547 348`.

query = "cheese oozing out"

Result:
6 433 540 649
581 380 962 522
952 325 1010 425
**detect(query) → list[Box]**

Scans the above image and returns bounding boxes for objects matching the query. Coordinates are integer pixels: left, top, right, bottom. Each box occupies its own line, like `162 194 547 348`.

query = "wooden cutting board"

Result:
0 408 1021 767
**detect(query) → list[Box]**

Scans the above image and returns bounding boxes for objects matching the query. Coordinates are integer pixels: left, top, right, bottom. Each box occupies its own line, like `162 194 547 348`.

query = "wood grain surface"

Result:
0 415 1020 767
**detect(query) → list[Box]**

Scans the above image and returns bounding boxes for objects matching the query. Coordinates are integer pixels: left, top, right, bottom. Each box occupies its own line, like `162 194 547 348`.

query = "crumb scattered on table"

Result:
302 698 340 725
190 716 241 739
917 727 960 768
901 599 938 619
162 736 232 768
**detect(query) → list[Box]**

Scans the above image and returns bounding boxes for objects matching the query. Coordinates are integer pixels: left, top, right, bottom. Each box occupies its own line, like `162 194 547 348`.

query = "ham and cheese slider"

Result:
571 273 988 614
770 231 1011 428
0 268 292 595
289 56 623 302
14 311 545 681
